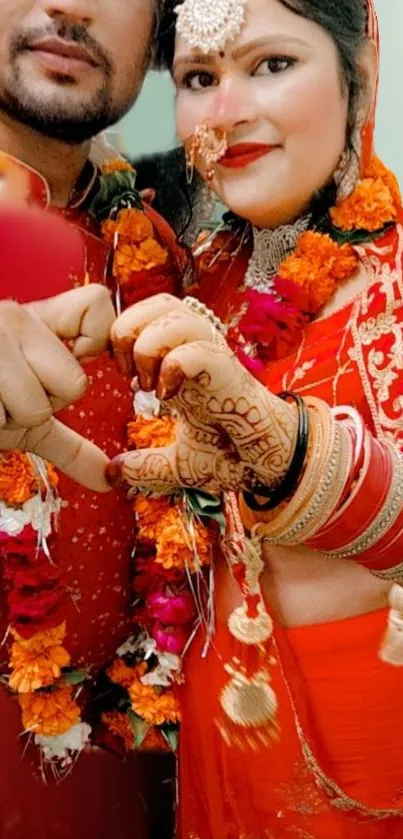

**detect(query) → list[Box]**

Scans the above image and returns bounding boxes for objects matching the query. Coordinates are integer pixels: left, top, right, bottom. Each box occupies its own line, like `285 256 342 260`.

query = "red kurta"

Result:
0 157 180 839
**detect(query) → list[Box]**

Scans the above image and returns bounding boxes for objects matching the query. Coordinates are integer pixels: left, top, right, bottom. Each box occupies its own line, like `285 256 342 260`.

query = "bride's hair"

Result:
154 0 368 148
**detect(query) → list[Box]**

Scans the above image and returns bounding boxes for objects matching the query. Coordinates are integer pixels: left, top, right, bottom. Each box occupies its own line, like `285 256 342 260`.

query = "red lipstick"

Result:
219 142 278 169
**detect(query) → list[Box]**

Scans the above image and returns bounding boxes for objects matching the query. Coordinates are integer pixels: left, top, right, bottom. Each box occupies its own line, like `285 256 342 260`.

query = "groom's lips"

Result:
26 37 99 75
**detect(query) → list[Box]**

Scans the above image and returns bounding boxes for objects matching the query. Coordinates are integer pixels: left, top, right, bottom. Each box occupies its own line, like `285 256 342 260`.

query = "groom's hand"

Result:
0 285 115 492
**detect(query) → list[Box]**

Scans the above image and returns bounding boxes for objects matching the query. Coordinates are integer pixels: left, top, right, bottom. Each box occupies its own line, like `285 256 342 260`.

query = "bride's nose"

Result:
208 74 259 134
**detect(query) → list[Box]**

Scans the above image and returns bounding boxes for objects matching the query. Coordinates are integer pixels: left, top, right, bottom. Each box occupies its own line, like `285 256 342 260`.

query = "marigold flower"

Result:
101 218 118 246
364 156 401 208
279 231 358 314
133 496 171 541
101 209 155 248
9 623 71 693
101 711 134 750
116 208 154 243
107 658 147 689
128 416 176 450
0 453 37 505
155 509 212 572
0 453 58 506
129 681 181 726
114 239 168 282
101 159 134 175
19 686 80 737
330 178 397 232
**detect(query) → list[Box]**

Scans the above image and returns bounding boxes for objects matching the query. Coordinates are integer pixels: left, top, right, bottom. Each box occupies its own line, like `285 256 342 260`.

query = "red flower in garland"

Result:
237 290 308 369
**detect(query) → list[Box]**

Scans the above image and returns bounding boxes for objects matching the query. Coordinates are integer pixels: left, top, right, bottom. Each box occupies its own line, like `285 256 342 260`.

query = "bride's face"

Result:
173 0 350 228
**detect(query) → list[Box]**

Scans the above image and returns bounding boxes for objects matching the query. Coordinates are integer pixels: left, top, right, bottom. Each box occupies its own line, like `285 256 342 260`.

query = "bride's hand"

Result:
109 294 297 495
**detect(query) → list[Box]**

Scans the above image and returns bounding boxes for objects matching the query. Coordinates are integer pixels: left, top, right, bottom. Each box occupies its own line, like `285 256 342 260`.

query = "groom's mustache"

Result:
11 20 113 77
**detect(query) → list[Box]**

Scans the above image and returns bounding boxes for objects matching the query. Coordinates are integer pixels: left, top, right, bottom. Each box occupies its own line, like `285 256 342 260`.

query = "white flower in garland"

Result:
35 722 92 761
133 389 160 419
0 494 62 538
0 502 31 536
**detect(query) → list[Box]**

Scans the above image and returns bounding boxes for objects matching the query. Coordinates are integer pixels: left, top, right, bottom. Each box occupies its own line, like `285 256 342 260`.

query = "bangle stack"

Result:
244 395 403 575
259 398 352 545
243 393 309 512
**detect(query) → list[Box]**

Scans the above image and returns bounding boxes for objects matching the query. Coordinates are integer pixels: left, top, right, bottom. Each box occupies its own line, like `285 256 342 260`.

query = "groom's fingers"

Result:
0 419 111 493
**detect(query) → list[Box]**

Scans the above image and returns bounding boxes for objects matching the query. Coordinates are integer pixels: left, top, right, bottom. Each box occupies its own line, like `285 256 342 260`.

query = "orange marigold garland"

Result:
0 452 91 773
330 156 401 232
229 155 401 371
92 159 174 313
0 159 175 774
100 390 218 754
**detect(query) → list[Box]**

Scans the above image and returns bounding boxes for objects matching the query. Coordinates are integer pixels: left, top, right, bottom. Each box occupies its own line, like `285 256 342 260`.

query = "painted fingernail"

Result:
106 457 129 490
135 353 160 392
156 361 184 400
114 348 133 377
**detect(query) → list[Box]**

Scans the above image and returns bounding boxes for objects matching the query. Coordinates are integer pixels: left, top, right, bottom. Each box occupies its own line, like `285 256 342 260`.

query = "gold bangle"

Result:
259 399 329 541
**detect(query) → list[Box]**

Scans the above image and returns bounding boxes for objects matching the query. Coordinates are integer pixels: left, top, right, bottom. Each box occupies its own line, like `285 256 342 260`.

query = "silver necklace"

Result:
244 215 311 293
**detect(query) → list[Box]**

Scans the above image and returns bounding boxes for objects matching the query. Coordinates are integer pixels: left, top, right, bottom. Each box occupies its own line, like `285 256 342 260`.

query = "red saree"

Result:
177 219 403 838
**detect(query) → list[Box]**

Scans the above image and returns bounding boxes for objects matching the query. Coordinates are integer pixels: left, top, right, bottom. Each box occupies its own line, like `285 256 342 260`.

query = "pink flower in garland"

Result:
146 589 196 626
237 289 308 368
152 623 189 655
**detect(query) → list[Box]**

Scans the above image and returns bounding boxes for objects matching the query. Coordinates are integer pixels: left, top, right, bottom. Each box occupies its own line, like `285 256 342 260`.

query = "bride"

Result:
110 0 403 836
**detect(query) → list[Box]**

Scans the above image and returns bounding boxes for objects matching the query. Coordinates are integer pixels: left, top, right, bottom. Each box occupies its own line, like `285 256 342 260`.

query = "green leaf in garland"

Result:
63 669 88 686
327 221 394 246
90 169 143 222
162 724 179 753
185 490 226 535
128 710 150 749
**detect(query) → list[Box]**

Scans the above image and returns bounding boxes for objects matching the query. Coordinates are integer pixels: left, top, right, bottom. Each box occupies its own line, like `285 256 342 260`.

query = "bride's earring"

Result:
334 108 366 203
185 140 196 185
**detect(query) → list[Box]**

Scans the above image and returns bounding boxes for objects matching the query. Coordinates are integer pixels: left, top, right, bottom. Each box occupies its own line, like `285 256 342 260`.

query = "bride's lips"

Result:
219 142 279 170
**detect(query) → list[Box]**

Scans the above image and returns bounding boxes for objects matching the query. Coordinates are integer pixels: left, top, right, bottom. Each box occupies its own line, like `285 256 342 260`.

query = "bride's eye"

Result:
253 56 296 76
181 70 218 90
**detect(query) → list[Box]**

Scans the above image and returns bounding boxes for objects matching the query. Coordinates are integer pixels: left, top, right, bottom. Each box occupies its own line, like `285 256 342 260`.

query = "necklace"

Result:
243 215 311 292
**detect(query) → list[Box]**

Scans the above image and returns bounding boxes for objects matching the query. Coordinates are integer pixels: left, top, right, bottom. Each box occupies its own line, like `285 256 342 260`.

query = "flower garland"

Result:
103 153 403 756
0 158 177 773
3 152 399 769
217 155 402 370
100 390 218 753
0 455 92 773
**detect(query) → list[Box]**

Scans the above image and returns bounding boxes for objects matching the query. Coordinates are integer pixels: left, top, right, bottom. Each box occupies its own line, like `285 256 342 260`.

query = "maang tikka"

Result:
175 0 247 54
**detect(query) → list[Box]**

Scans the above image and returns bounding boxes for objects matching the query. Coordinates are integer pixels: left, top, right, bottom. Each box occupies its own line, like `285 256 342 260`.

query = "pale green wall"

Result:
118 0 403 184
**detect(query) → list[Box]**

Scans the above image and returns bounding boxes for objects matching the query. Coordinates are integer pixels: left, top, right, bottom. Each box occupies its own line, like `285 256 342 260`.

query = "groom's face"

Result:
0 0 155 143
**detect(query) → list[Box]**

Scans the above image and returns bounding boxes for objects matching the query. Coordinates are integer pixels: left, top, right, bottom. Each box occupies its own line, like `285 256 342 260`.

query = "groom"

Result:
0 1 178 838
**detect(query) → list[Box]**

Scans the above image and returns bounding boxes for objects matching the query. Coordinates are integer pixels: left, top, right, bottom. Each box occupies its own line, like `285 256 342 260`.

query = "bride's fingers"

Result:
111 293 184 376
106 444 179 493
155 340 234 401
134 310 213 391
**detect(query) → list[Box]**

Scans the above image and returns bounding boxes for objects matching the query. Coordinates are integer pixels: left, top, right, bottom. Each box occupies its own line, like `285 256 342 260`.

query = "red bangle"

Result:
306 432 392 552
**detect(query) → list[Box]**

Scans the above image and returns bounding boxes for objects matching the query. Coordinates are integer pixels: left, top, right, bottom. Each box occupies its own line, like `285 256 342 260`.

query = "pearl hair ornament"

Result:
175 0 247 54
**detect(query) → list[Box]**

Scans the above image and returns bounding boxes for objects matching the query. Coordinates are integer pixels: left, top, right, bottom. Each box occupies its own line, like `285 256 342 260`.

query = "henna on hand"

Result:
109 296 298 496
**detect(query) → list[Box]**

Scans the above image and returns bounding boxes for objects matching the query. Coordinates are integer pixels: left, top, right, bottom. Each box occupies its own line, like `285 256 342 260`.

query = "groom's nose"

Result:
41 0 97 24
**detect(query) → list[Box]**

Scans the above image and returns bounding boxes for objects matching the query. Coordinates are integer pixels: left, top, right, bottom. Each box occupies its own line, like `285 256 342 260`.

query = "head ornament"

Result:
175 0 246 54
